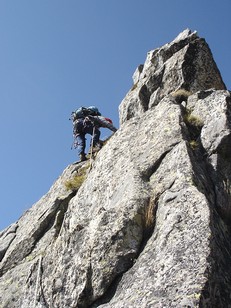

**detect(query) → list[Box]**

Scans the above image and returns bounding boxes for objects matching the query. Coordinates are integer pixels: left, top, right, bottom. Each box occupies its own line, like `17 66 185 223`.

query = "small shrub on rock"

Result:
65 164 89 191
171 89 192 104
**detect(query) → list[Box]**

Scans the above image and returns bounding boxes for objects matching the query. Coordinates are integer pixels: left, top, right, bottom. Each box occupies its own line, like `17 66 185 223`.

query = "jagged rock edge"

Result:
0 191 77 277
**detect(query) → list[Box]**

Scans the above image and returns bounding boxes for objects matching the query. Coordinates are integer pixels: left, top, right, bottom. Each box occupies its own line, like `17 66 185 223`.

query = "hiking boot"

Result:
79 153 87 162
92 143 102 153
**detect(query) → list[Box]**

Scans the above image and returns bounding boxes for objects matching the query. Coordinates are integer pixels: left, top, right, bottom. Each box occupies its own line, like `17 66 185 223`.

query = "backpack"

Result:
70 106 101 121
87 106 101 116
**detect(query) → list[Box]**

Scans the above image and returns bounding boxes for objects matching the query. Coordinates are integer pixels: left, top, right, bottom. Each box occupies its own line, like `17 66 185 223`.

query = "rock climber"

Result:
70 106 117 162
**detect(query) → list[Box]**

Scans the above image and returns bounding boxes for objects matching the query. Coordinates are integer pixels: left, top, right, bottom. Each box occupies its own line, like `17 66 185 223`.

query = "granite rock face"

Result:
0 29 231 308
119 29 226 124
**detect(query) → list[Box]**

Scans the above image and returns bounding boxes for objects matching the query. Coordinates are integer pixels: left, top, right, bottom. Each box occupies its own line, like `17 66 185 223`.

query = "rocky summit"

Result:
0 29 231 308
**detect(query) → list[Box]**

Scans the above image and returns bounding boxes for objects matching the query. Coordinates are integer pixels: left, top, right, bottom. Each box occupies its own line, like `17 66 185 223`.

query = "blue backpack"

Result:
71 106 101 121
88 106 101 116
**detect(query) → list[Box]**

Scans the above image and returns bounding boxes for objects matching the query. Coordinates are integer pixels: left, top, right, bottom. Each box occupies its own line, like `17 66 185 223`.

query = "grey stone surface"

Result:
119 29 226 125
0 29 231 308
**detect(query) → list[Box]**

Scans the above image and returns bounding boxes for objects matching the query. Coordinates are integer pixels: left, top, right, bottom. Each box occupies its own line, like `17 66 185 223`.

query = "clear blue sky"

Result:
0 0 230 231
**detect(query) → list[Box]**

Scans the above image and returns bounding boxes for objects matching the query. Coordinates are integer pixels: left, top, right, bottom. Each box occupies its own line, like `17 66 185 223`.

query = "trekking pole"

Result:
89 126 95 171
